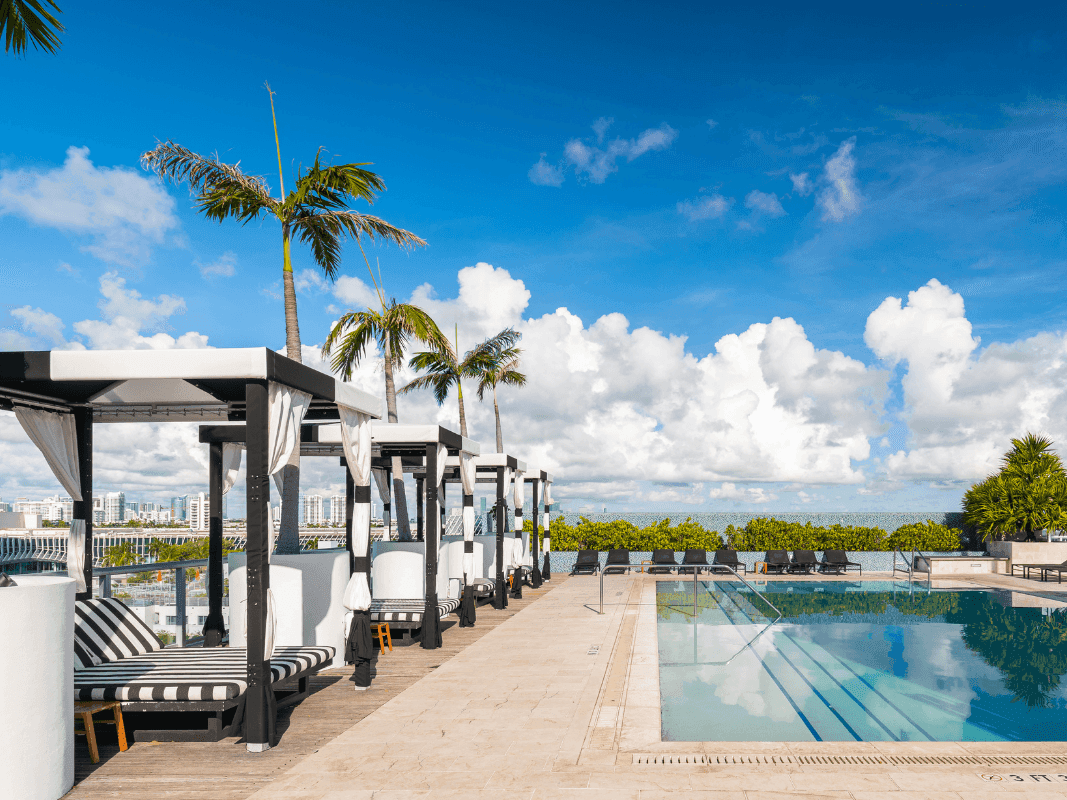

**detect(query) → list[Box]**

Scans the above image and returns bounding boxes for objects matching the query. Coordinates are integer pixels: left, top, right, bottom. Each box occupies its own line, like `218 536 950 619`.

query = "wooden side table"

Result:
372 622 393 653
74 700 128 764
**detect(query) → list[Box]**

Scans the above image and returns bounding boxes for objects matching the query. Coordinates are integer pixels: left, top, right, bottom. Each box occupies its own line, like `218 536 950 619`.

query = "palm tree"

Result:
2 0 63 56
475 341 527 453
323 292 448 540
141 84 425 364
400 327 520 437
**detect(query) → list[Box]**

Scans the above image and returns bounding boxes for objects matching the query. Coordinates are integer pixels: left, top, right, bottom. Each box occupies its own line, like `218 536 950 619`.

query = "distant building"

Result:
328 495 345 526
171 495 189 522
103 492 125 524
303 494 324 526
187 492 208 532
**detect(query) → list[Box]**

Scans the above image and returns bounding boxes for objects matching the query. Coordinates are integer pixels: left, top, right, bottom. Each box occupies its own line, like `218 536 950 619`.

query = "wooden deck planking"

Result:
66 578 565 799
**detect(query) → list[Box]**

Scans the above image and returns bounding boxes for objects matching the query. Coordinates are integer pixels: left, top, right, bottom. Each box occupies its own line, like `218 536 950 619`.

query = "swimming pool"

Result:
657 580 1067 742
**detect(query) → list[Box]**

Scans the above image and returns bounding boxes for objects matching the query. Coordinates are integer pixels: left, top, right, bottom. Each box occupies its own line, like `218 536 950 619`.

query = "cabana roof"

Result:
298 422 479 461
0 348 380 421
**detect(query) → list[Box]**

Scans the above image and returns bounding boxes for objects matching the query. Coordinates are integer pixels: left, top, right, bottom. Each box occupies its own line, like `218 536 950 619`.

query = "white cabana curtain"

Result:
340 405 373 611
513 468 526 566
13 406 85 591
266 382 312 557
222 443 244 495
459 452 476 579
436 443 448 494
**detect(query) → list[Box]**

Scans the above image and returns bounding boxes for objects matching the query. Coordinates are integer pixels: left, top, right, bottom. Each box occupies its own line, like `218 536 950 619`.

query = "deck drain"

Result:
632 753 1067 767
587 645 600 655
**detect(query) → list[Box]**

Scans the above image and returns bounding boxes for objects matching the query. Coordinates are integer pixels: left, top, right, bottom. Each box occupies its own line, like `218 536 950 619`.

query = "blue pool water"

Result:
657 580 1067 742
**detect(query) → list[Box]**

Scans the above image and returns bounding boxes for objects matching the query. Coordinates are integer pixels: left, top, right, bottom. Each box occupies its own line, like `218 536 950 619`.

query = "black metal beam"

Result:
73 406 93 602
243 380 271 751
493 467 507 610
420 443 441 649
204 442 225 646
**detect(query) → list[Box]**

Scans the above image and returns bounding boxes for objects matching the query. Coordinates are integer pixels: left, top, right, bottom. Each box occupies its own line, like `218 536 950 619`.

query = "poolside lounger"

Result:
468 577 497 599
1012 559 1067 581
679 549 712 575
819 550 862 575
710 549 747 575
1040 563 1067 583
604 548 633 574
789 550 819 574
647 549 678 574
74 598 333 742
571 550 601 575
369 597 462 630
763 550 790 575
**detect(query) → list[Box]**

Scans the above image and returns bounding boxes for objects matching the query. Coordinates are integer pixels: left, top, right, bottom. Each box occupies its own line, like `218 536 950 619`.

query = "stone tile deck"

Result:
70 571 1067 799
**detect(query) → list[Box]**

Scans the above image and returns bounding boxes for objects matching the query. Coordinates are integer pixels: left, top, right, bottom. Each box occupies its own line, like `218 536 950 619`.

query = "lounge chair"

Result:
73 598 333 742
819 550 862 575
647 549 678 574
1040 563 1067 583
1012 558 1067 581
604 548 632 574
711 549 747 575
679 549 711 575
789 550 819 574
763 550 790 575
571 550 601 575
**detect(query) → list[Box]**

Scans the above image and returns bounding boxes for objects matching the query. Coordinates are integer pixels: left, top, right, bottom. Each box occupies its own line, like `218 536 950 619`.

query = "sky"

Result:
2 1 1067 515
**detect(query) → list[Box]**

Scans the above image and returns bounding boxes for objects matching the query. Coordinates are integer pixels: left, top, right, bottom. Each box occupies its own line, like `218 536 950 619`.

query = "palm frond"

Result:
328 209 426 249
399 372 453 405
322 310 382 380
290 211 346 279
141 142 276 223
2 0 63 56
291 151 386 208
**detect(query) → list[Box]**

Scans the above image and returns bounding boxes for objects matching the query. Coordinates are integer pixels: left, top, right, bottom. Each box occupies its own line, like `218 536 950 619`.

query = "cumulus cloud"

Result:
790 172 813 196
197 252 236 278
10 306 66 347
0 146 179 265
294 268 328 293
708 482 778 504
332 274 380 311
592 117 614 143
744 190 786 217
818 137 863 221
527 154 564 187
560 122 678 184
865 278 1067 481
706 119 718 129
677 194 732 221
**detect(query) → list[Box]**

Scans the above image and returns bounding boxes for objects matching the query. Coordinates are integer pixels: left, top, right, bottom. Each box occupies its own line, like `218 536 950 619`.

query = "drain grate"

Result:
632 753 1067 767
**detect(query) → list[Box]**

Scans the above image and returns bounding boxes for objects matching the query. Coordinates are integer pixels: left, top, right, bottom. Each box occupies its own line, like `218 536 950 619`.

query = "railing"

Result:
95 558 210 647
893 549 931 589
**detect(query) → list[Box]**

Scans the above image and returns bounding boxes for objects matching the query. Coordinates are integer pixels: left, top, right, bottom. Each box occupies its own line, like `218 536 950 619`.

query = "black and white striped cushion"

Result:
73 645 334 702
369 598 461 623
74 598 162 670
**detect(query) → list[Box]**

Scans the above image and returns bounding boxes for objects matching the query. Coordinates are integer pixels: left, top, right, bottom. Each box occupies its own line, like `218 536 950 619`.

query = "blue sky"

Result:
2 1 1067 513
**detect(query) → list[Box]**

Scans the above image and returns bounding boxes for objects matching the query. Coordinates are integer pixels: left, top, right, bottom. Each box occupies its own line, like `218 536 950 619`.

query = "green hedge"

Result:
526 516 962 553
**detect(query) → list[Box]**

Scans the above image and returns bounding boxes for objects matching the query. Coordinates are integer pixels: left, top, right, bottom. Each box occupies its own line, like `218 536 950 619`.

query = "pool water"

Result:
657 580 1067 742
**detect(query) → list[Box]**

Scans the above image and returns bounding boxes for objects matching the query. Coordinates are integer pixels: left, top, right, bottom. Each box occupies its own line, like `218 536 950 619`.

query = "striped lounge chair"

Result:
369 597 462 631
73 598 334 742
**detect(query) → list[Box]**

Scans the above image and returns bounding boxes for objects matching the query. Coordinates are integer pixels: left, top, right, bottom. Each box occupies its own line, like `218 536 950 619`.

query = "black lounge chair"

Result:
819 550 862 575
789 550 819 574
1040 562 1067 583
604 548 632 574
711 549 747 575
1012 558 1067 581
763 550 790 575
679 549 711 575
571 550 601 575
647 549 678 574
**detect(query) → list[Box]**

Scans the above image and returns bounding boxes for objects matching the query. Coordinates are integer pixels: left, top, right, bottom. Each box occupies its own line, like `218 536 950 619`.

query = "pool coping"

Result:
579 572 1067 765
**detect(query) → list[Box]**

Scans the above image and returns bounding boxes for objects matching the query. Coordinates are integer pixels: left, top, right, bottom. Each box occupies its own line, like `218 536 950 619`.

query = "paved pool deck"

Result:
245 571 1067 800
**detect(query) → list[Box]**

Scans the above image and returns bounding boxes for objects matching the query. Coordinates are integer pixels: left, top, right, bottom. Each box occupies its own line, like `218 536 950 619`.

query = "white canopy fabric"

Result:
222 443 244 495
459 452 476 579
13 406 86 591
266 382 311 558
436 442 448 489
372 468 390 508
339 405 373 611
544 479 553 555
512 468 526 566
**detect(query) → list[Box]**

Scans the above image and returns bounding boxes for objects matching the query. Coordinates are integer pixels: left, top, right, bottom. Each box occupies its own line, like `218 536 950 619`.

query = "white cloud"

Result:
592 117 614 143
790 172 813 196
0 146 179 265
744 190 786 217
818 137 863 221
865 278 1067 481
527 154 565 187
332 274 380 310
677 194 732 221
708 482 778 504
294 268 328 293
706 119 718 129
197 251 236 278
562 122 678 183
10 306 66 347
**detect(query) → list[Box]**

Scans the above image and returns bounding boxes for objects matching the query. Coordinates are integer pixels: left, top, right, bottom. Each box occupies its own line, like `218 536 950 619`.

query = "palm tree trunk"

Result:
383 337 412 540
457 380 468 438
282 231 302 363
494 385 503 453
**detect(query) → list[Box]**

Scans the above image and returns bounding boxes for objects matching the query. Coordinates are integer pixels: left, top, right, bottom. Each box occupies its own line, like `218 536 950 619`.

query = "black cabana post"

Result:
511 476 523 599
203 441 225 646
420 443 441 649
493 466 507 610
530 476 542 588
244 380 272 752
416 475 424 542
72 406 92 602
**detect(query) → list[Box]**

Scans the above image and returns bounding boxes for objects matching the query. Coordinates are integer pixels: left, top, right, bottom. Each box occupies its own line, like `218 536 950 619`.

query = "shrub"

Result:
524 516 723 551
886 521 962 552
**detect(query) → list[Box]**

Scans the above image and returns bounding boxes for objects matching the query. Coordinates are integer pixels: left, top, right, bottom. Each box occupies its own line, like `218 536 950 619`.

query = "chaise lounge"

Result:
819 550 862 575
647 549 678 574
571 550 601 575
789 550 819 574
73 598 333 742
763 550 791 575
711 549 747 575
679 549 712 575
603 548 633 574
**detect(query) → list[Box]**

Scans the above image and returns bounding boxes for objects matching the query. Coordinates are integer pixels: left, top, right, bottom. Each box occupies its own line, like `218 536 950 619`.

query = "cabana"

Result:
310 423 479 650
462 453 526 610
519 466 554 589
0 348 379 752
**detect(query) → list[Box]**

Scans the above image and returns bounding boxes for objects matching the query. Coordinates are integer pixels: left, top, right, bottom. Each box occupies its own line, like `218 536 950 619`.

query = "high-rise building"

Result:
328 495 345 526
171 495 188 522
103 492 125 524
302 494 324 526
187 492 208 531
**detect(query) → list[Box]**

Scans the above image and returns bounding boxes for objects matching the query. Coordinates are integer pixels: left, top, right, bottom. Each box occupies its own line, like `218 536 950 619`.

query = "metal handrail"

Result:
707 563 783 620
893 549 913 580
